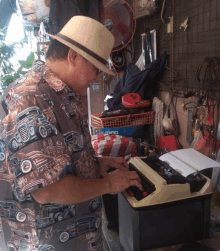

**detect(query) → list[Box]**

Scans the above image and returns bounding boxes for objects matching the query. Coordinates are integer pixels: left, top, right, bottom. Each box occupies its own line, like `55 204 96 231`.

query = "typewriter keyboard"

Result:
127 163 156 201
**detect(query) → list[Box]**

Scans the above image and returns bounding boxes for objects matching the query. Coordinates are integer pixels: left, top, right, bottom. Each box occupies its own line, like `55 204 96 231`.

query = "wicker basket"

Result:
91 111 154 128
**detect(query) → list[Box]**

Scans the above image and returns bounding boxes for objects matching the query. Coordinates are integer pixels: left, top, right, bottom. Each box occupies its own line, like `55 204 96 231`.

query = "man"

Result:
0 16 142 251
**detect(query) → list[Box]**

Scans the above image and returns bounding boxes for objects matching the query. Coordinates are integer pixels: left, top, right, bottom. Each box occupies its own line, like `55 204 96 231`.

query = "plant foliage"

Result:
0 33 34 96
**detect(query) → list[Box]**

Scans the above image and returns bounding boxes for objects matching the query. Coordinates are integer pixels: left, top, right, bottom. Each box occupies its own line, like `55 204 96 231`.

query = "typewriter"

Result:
119 149 219 251
123 149 215 208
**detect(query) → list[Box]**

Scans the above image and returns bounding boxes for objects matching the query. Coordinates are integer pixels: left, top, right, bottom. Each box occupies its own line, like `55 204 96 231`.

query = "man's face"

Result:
72 55 100 95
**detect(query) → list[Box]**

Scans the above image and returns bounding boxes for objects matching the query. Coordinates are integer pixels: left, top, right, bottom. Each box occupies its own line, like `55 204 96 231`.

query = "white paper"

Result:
159 148 220 177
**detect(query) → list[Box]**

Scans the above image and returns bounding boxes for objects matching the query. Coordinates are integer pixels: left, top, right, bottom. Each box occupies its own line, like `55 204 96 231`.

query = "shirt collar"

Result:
42 62 67 92
35 60 80 98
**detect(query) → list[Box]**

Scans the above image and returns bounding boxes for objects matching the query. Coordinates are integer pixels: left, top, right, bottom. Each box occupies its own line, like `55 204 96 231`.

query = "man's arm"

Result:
31 169 143 204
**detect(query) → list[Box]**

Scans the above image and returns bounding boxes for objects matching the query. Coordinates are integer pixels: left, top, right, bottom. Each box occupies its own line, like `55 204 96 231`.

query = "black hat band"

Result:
56 33 107 65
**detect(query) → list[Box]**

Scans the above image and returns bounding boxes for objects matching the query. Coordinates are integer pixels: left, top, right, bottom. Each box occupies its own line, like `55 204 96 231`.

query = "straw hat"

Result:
47 16 115 76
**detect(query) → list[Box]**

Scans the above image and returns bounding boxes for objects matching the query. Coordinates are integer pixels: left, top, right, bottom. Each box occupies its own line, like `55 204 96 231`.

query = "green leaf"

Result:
19 60 26 65
1 75 14 81
3 61 7 68
2 80 11 87
23 53 35 68
14 73 20 79
17 66 23 74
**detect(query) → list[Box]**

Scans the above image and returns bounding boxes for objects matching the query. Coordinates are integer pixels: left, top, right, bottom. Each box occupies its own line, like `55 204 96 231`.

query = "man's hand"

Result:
98 157 129 176
103 169 143 195
31 158 142 205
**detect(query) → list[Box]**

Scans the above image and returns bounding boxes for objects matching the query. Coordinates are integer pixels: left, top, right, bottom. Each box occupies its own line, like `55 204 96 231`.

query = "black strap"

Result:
57 33 107 65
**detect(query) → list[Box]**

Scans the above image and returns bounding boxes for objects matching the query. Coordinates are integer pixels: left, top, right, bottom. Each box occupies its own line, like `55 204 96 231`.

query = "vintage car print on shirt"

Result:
0 61 102 250
7 229 39 251
88 234 102 251
57 88 76 119
0 201 27 223
88 198 101 213
36 197 101 229
36 203 76 229
12 178 34 203
9 157 33 178
8 106 58 153
59 216 101 243
0 139 6 162
9 157 34 203
10 152 70 203
1 88 21 114
38 244 55 251
41 139 66 157
63 131 84 153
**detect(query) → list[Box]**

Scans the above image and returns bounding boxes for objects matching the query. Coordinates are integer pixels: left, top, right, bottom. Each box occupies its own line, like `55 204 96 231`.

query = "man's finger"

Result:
129 180 144 191
128 171 142 183
114 162 129 171
118 158 129 167
111 163 127 171
112 158 129 170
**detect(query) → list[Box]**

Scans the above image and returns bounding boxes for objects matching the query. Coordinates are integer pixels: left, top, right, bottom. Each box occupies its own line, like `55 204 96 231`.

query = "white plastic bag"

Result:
162 93 178 135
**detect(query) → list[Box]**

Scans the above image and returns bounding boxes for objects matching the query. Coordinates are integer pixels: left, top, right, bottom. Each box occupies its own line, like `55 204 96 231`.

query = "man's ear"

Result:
68 49 77 65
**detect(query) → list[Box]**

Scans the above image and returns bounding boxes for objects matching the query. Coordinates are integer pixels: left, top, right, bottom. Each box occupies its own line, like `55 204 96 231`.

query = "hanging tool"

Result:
179 17 189 31
186 104 195 145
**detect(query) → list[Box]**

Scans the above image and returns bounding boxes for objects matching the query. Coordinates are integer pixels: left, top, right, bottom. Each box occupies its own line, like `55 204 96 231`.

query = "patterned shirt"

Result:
0 60 103 251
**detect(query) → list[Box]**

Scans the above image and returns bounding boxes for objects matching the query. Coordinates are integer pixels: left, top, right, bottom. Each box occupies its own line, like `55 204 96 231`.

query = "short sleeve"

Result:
1 92 72 203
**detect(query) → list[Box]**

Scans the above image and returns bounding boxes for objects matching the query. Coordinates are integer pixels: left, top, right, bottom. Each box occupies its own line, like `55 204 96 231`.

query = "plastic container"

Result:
91 111 153 128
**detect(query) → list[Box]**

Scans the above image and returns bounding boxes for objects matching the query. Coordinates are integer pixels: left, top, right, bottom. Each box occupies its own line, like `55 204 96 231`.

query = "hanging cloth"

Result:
49 0 100 35
152 96 164 145
107 51 167 111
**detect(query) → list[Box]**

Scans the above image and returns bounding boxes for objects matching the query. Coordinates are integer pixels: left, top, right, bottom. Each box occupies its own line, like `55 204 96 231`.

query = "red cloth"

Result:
91 134 137 158
156 135 179 151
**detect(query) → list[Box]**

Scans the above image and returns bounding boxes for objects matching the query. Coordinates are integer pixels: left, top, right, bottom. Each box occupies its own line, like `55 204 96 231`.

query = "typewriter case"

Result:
119 157 213 251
